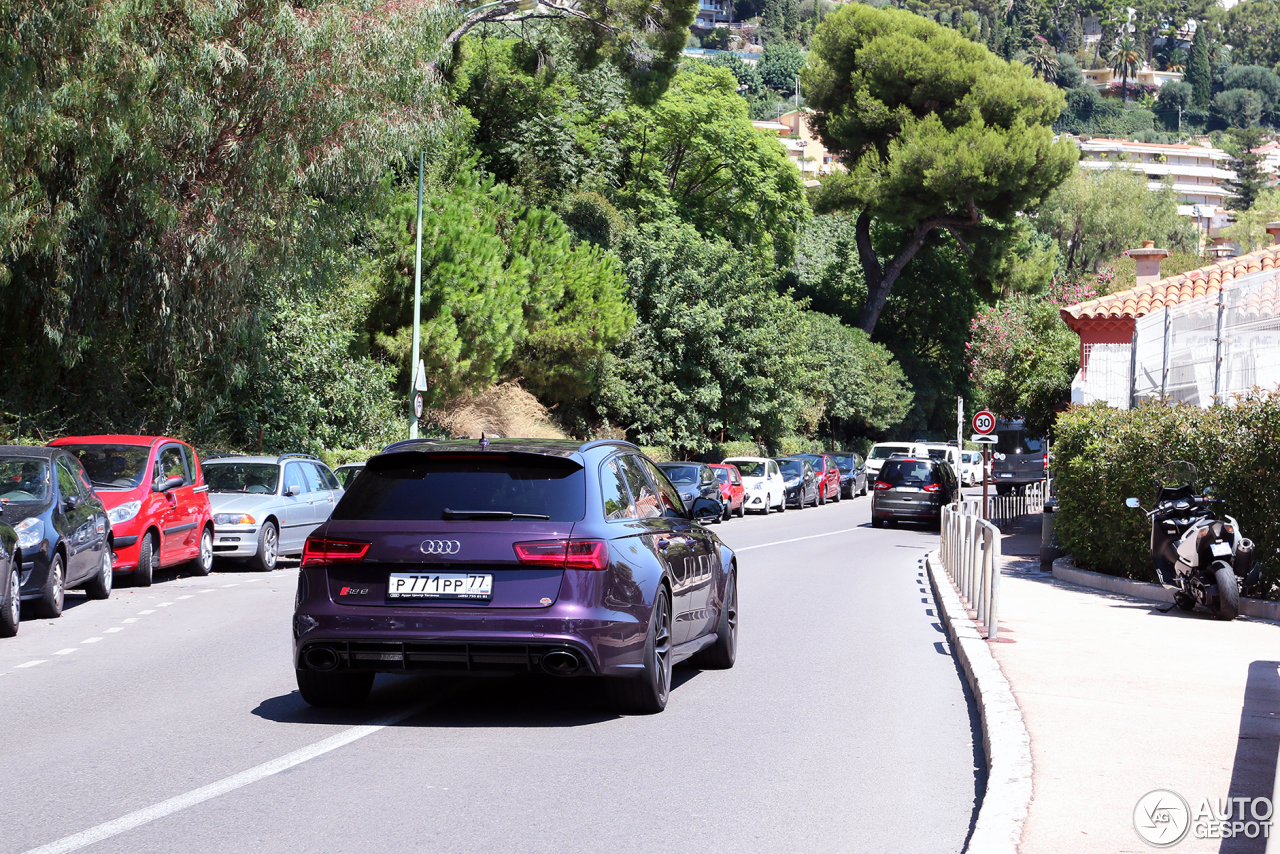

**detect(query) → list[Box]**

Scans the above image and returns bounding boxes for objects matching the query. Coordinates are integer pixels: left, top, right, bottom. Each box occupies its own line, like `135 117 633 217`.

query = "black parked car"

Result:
777 458 821 509
0 447 114 618
656 462 724 523
870 455 958 529
1 520 19 637
830 452 867 498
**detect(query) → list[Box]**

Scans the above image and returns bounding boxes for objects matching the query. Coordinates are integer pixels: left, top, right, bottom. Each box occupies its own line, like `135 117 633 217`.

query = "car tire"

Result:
189 526 214 577
134 533 157 587
250 521 279 572
721 501 731 522
83 550 113 600
606 587 672 714
0 560 19 638
736 501 745 519
762 495 771 515
778 493 785 512
34 552 66 619
818 488 825 506
296 668 375 707
871 516 884 529
859 482 867 497
1212 563 1239 621
691 570 737 670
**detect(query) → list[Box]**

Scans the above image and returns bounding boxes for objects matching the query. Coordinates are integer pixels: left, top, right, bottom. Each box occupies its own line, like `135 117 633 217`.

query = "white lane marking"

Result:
735 526 866 552
121 618 139 624
176 595 193 600
81 638 103 644
221 583 238 588
54 649 78 656
16 660 47 668
19 703 429 854
241 579 262 583
199 590 215 594
103 628 123 634
157 602 174 607
138 610 156 615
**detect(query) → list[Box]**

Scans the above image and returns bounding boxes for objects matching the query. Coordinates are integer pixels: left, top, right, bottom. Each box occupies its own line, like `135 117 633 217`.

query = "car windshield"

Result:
0 457 52 504
870 445 909 460
204 463 280 494
336 466 363 488
334 453 586 522
995 430 1044 455
794 455 823 469
711 468 732 484
831 455 855 471
729 460 765 477
777 459 805 476
660 465 698 484
880 460 938 486
62 444 150 490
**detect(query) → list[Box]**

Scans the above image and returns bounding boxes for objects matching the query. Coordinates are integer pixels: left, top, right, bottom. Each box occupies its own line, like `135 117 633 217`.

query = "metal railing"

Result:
940 500 1003 639
985 480 1044 530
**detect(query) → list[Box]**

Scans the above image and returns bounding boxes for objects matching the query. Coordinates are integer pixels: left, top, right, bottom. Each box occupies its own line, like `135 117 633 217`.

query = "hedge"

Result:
1053 394 1280 598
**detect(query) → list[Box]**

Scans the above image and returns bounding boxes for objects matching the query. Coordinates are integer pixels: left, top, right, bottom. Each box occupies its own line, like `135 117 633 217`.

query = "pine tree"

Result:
1187 24 1212 108
1225 126 1267 211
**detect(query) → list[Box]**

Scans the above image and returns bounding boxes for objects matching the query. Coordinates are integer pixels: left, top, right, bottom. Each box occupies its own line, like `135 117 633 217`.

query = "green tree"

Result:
801 4 1076 333
1187 23 1212 109
1224 125 1269 210
1221 187 1280 250
1222 0 1280 73
1108 35 1142 102
759 43 807 92
1214 88 1264 128
1223 65 1280 125
707 51 767 97
1023 35 1060 79
1034 166 1197 272
613 64 808 263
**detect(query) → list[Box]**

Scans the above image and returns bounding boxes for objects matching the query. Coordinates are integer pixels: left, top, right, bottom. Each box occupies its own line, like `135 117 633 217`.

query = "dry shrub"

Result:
426 382 567 440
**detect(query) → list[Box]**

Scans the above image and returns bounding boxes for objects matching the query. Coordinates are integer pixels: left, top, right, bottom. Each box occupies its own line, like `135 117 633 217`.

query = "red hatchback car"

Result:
794 454 841 504
50 436 214 585
708 463 746 519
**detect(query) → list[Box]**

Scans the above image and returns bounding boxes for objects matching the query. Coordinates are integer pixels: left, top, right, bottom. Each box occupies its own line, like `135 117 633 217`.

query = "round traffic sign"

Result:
973 410 996 435
413 393 424 419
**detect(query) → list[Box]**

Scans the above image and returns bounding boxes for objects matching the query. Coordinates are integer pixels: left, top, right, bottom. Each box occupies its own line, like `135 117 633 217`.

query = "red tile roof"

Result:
1061 244 1280 326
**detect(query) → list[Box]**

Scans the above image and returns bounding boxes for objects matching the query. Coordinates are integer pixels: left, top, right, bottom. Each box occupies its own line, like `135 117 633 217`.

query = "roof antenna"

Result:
479 432 490 450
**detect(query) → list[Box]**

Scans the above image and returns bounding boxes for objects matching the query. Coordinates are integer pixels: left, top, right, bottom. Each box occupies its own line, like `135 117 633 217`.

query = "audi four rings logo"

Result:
420 539 462 556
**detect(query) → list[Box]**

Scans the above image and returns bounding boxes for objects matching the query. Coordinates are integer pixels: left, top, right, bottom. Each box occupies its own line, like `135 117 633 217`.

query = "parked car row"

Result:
0 435 347 637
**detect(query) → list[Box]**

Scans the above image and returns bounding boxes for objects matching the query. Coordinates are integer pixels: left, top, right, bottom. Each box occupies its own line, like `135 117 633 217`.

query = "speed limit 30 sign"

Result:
973 410 996 435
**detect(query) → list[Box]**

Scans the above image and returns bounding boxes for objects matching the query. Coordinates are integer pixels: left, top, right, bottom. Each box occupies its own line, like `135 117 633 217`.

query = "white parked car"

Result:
958 450 984 487
864 442 930 483
921 443 963 482
722 457 787 514
202 453 345 571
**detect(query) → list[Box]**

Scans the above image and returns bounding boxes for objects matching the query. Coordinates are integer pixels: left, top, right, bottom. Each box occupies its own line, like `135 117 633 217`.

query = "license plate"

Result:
1210 542 1232 558
388 573 493 600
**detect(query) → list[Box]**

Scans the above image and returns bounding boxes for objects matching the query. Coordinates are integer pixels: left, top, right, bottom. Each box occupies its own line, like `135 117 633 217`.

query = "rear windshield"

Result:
333 453 585 522
728 460 765 477
879 459 939 486
927 448 948 460
659 465 698 484
869 445 909 460
995 431 1044 455
62 444 150 490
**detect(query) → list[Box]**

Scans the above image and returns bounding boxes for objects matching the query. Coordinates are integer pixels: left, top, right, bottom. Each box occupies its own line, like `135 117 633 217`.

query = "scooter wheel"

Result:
1212 563 1239 621
1173 592 1196 612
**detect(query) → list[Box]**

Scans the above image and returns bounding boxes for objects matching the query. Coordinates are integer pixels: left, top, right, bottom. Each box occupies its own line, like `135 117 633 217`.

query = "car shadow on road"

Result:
252 668 702 729
1220 660 1280 854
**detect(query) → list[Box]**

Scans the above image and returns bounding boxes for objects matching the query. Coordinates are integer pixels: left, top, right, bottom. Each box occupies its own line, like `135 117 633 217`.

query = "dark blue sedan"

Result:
0 446 114 619
292 439 738 712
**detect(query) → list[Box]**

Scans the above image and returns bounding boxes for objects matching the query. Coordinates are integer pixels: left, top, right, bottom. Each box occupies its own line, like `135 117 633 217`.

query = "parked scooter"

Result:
1124 462 1257 621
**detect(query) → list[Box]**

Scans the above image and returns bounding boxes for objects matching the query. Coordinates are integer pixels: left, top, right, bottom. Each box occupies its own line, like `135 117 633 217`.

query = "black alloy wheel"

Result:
134 533 157 587
0 562 19 637
607 587 672 713
691 570 737 669
34 552 66 618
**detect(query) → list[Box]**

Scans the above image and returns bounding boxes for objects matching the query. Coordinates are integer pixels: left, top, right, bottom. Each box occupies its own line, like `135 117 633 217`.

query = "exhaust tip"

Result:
541 648 582 676
304 646 340 672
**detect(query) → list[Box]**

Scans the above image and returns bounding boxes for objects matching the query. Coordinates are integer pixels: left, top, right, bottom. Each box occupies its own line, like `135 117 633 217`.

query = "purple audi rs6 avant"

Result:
292 439 738 713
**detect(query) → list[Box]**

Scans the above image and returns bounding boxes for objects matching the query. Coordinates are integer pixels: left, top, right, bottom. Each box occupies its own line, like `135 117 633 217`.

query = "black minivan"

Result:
870 456 958 529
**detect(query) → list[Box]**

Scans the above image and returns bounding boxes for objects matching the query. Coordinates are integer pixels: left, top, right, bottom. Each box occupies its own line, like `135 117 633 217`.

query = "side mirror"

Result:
689 497 720 521
285 484 302 497
64 494 80 510
1124 497 1140 509
153 476 183 493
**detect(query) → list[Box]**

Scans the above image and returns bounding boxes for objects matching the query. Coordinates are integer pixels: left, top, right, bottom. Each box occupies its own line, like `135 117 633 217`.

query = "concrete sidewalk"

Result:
989 515 1280 853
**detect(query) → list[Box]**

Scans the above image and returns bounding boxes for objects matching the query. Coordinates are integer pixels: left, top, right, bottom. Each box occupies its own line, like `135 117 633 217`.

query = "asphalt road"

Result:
0 492 984 854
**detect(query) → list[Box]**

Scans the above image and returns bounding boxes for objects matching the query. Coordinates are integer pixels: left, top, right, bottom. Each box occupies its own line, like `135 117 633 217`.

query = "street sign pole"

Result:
956 397 964 505
982 445 989 521
409 151 424 440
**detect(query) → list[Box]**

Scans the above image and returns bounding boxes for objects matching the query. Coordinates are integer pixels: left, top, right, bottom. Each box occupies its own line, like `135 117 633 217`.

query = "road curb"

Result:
1052 556 1280 622
926 550 1032 854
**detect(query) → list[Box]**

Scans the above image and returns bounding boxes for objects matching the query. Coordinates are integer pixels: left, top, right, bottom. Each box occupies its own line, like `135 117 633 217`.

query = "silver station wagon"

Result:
202 454 344 571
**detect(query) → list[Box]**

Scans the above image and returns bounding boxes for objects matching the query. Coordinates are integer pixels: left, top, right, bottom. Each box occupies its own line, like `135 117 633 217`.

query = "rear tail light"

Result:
514 539 609 570
874 481 893 491
302 536 371 566
923 483 943 493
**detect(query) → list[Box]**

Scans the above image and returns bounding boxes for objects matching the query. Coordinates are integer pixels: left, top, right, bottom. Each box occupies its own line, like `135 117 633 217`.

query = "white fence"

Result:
986 480 1044 531
940 500 1004 639
1073 265 1280 408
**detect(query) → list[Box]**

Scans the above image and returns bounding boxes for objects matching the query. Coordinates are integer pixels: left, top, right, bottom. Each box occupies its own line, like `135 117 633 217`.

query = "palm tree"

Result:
1023 36 1059 80
1108 36 1142 102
